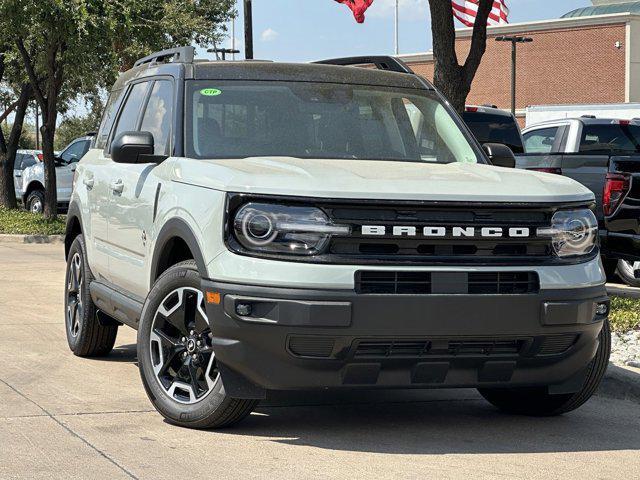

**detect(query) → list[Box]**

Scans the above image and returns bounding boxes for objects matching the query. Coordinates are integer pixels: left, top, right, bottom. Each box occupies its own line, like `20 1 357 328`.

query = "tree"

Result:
0 44 33 209
428 0 494 113
55 97 104 150
1 0 235 219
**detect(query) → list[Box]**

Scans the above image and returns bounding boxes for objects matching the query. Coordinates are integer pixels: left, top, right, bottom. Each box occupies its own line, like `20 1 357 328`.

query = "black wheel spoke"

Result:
150 287 218 404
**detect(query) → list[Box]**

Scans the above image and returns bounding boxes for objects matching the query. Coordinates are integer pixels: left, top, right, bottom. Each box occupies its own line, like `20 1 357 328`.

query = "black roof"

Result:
113 50 430 92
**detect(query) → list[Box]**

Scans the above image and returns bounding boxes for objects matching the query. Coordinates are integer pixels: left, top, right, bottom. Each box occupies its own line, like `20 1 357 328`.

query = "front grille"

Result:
355 340 432 358
323 202 555 264
467 272 539 294
356 271 539 295
353 338 526 359
288 337 336 358
539 334 579 355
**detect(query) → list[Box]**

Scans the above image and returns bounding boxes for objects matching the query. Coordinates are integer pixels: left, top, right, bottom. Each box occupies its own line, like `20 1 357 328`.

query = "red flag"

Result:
452 0 509 27
335 0 374 24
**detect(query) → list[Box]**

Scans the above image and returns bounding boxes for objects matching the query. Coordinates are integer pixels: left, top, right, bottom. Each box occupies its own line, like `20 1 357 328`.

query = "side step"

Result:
90 281 143 330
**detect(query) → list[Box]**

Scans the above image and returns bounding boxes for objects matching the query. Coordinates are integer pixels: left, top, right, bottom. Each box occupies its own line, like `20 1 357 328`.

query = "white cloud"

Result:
260 28 279 42
367 0 428 19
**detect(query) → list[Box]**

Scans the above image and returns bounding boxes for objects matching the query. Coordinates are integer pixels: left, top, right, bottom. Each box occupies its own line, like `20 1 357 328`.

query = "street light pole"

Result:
244 0 253 60
394 0 399 55
495 36 533 116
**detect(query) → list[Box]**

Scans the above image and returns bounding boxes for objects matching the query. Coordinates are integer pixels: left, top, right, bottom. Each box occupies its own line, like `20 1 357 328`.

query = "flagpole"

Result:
394 0 399 55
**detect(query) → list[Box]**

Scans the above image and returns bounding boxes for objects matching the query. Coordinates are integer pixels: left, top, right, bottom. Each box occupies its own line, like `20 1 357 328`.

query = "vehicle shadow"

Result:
87 343 138 364
212 388 640 455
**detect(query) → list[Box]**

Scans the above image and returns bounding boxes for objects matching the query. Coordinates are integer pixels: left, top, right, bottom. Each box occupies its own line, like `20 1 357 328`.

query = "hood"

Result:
172 157 594 204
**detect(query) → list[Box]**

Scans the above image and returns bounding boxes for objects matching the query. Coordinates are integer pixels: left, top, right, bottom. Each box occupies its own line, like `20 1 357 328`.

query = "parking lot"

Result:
0 243 639 480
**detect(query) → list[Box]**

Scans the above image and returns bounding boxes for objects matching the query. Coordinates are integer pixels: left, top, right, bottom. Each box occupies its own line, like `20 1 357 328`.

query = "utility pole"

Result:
244 0 253 60
394 0 399 55
232 16 236 60
495 36 533 116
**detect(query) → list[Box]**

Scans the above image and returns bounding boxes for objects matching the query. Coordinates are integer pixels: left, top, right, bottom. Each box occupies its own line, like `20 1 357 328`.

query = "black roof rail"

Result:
134 46 195 68
313 56 415 75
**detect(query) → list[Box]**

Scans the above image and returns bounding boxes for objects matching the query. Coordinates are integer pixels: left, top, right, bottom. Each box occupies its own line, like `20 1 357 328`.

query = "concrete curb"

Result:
600 364 640 403
0 234 64 244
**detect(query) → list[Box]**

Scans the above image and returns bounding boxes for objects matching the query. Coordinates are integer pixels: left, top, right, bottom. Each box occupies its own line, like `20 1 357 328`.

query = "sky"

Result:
219 0 591 62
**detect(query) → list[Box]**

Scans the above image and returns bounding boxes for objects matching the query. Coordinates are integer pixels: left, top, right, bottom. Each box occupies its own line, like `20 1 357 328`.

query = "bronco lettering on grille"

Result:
361 226 531 238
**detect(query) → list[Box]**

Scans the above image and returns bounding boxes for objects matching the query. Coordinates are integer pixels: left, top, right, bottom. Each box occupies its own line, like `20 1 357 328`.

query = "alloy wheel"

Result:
30 198 43 214
149 287 218 404
66 252 83 338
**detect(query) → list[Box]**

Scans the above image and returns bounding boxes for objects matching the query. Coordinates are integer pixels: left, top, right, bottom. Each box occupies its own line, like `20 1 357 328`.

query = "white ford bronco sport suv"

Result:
64 47 611 429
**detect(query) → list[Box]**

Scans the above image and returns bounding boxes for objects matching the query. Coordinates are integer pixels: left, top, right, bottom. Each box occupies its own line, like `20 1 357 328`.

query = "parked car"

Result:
462 105 525 154
13 150 42 200
517 117 640 286
21 135 93 213
64 48 609 429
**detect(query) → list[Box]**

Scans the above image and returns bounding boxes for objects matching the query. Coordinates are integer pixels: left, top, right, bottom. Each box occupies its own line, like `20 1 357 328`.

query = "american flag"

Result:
452 0 509 27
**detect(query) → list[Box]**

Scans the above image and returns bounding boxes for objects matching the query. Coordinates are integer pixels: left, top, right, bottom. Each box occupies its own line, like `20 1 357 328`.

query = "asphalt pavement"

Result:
0 243 639 480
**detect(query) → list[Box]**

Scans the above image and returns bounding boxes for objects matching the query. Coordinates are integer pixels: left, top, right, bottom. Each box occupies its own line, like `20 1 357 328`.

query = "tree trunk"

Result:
0 83 32 209
428 0 494 114
41 122 57 219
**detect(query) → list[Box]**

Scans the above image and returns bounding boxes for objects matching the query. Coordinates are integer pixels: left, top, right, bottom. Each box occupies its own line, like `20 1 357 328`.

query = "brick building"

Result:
399 0 640 121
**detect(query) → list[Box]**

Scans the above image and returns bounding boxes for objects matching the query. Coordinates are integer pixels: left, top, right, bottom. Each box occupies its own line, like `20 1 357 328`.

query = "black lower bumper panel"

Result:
202 280 608 398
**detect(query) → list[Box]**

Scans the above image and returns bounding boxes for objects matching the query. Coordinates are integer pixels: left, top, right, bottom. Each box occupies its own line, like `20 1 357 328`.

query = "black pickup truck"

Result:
515 117 640 285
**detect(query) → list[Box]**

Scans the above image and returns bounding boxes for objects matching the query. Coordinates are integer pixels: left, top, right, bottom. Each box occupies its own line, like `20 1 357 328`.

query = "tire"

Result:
478 320 611 416
615 260 640 287
64 235 118 356
26 189 45 214
602 258 619 283
137 260 258 429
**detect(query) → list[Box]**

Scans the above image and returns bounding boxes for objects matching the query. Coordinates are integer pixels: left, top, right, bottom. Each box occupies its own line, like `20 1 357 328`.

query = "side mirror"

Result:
111 131 164 164
483 143 516 168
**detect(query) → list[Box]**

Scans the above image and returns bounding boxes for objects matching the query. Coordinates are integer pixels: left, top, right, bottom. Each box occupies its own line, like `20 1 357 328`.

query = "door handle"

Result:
111 179 124 194
83 176 94 189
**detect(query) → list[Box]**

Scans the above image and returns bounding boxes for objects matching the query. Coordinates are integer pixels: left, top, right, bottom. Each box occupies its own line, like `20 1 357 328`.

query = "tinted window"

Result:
96 88 124 149
523 127 559 154
140 81 174 155
14 154 24 169
187 81 480 164
110 82 150 151
61 140 90 163
579 124 640 154
462 111 524 153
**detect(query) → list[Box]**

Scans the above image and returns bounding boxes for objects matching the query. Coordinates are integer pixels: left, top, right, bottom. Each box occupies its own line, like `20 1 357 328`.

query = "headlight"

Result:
537 209 598 258
233 203 350 256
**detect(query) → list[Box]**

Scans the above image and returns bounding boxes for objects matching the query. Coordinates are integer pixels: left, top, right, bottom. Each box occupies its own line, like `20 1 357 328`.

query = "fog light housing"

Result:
236 303 253 317
596 302 609 317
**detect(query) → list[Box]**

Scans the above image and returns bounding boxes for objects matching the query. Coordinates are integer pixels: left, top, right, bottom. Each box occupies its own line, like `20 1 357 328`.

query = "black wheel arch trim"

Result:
151 218 208 284
65 201 84 260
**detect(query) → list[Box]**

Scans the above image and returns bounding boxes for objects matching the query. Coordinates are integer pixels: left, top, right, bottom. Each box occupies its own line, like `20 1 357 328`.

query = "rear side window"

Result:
140 80 174 155
61 140 90 163
96 88 124 149
579 124 640 154
14 154 24 169
523 127 559 154
462 111 524 154
109 82 150 151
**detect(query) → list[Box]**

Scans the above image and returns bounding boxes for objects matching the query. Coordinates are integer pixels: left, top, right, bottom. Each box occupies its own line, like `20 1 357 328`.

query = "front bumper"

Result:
203 279 608 397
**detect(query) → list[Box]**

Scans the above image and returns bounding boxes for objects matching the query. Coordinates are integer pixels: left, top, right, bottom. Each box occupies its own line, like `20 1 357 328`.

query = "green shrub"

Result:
0 207 65 235
609 296 640 333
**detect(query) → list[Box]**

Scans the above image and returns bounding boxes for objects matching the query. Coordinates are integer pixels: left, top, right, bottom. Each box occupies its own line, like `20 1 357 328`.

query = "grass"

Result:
609 296 640 333
0 207 65 235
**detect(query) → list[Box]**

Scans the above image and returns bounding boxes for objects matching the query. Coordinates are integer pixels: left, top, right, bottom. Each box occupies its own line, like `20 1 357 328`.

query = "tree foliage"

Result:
428 0 494 113
0 0 235 218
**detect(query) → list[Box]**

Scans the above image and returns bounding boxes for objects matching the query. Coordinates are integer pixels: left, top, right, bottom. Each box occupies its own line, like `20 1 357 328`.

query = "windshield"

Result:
462 111 524 154
186 81 480 164
579 124 640 154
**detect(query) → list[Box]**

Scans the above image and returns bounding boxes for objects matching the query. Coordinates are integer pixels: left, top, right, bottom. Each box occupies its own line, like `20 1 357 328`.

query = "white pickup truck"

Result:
63 49 610 429
20 135 93 213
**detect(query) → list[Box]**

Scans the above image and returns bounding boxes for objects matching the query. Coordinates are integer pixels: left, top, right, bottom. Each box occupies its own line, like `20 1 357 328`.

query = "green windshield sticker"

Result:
200 88 222 96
